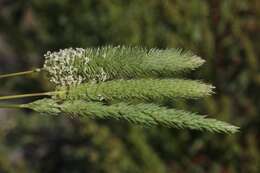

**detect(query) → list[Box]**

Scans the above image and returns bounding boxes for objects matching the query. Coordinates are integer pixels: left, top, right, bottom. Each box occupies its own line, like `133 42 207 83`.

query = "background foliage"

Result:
0 0 259 172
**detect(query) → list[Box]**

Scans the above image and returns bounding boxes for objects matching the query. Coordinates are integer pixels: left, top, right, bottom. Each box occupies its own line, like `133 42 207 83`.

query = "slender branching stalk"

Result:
0 104 24 109
0 68 42 79
0 91 59 101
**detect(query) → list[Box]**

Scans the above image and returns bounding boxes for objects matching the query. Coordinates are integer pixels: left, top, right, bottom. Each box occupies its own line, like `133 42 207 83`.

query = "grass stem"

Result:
0 91 59 101
0 68 42 79
0 104 24 109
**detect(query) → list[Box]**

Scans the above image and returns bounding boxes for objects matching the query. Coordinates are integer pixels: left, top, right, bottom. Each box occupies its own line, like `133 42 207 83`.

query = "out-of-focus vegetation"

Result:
0 0 259 172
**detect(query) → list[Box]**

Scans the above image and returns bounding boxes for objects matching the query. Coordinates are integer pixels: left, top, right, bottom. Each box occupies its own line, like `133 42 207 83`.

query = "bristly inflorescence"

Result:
43 46 205 87
57 79 215 103
0 46 239 134
22 99 239 134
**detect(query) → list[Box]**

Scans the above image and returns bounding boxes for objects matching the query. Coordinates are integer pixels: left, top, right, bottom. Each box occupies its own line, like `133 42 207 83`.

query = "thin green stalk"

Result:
0 91 60 101
0 68 42 79
0 104 24 109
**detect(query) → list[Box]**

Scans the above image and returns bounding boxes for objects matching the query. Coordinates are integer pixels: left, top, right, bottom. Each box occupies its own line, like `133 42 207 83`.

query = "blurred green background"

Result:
0 0 259 172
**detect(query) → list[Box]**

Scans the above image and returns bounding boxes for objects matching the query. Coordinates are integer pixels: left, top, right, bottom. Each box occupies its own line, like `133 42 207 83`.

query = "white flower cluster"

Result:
43 48 109 87
43 48 90 86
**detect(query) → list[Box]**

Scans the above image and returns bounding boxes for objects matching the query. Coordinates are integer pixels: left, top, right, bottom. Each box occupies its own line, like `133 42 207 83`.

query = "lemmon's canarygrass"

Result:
56 79 214 103
14 98 237 134
43 46 205 86
0 46 205 86
0 46 239 134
